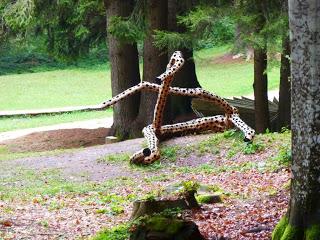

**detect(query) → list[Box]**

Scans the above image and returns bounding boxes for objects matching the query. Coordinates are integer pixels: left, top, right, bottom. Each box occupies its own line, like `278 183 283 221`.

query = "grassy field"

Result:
0 64 111 110
0 46 280 132
195 46 279 96
0 110 112 133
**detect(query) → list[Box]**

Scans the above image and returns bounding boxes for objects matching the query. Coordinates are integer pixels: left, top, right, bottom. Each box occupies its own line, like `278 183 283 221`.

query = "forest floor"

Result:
0 128 291 240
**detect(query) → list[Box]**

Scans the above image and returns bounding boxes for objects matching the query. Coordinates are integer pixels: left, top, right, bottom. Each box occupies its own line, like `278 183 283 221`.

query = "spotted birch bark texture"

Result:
273 1 320 238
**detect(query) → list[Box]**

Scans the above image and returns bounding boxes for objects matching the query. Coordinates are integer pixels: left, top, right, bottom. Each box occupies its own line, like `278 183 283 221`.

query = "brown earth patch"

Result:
2 128 109 153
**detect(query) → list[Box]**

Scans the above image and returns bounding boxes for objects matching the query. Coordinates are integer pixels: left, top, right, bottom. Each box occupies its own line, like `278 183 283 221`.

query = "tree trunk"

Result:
105 0 141 140
132 0 168 136
253 47 270 133
167 0 201 122
47 25 55 53
272 0 320 239
277 35 291 131
253 1 270 134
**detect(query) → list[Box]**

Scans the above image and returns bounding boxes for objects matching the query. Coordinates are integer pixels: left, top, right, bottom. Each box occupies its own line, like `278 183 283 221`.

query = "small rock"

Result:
105 136 118 144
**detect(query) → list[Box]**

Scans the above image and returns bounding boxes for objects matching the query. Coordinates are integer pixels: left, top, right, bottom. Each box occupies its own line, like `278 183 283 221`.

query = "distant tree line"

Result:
1 0 291 138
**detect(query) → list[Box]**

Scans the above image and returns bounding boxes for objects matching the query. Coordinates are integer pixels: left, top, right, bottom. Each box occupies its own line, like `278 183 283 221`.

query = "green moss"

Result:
92 224 129 240
148 217 168 232
182 180 200 193
272 218 304 240
166 220 184 234
306 224 320 240
196 195 214 204
147 216 183 234
281 224 303 240
272 217 288 240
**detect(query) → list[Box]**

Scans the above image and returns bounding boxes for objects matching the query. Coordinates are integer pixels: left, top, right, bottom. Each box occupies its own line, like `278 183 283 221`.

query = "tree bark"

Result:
132 0 168 136
253 1 270 133
167 0 201 122
272 0 320 239
277 35 291 131
105 0 141 140
253 47 270 133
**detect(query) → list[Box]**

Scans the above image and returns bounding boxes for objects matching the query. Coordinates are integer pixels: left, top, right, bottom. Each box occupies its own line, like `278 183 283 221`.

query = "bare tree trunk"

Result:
132 0 168 136
253 48 270 133
253 1 270 133
272 0 320 239
277 35 291 131
166 0 201 122
105 0 141 140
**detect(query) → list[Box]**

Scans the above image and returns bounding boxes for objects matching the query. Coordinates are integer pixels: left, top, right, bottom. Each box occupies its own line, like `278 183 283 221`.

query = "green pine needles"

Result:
108 16 144 43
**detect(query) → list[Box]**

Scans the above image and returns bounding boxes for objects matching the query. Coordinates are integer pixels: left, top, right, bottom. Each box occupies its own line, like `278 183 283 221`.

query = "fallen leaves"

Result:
1 219 13 227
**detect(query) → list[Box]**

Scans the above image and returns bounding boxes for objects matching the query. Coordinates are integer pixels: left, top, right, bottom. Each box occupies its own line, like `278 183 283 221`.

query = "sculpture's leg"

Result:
229 114 255 141
168 87 238 115
153 51 185 134
130 125 160 165
160 115 228 137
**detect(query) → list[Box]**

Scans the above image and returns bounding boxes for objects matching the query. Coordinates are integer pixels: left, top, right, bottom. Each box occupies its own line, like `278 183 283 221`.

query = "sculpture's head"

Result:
229 114 255 142
156 51 185 84
243 129 255 142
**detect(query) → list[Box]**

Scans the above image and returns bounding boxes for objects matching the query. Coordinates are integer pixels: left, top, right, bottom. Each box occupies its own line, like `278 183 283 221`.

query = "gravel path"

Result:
1 133 212 181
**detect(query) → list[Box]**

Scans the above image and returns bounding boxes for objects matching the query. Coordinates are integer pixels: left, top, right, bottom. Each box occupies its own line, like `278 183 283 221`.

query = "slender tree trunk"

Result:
253 48 270 133
47 25 55 53
167 0 201 122
272 0 320 239
105 0 141 140
277 35 291 131
132 0 168 136
253 1 270 133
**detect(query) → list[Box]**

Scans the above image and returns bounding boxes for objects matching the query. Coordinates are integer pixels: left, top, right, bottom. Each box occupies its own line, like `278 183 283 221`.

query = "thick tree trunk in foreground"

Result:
105 0 141 140
272 1 320 239
253 48 270 133
167 0 201 121
277 35 291 131
133 0 168 136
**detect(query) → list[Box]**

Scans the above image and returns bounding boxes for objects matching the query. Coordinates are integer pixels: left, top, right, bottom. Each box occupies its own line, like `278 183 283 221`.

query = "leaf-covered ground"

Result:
0 130 291 239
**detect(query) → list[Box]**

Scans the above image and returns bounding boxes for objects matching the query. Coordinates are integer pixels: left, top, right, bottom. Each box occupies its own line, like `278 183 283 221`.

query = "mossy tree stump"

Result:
130 191 199 220
130 190 205 240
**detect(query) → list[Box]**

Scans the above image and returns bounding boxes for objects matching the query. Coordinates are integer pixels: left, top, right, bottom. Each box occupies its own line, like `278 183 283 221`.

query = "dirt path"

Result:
0 117 113 142
1 133 213 181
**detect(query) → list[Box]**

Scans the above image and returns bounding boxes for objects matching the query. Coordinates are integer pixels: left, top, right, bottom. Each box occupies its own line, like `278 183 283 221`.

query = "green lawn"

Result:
195 46 279 96
0 66 111 110
0 46 280 132
0 110 112 133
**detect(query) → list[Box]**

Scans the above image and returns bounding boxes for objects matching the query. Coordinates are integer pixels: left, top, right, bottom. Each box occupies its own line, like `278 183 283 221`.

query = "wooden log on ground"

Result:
192 97 279 130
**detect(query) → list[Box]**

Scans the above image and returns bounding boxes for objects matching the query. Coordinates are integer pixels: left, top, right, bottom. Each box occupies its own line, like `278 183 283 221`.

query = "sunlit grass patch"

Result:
97 152 130 163
0 146 75 161
0 166 136 201
0 110 112 132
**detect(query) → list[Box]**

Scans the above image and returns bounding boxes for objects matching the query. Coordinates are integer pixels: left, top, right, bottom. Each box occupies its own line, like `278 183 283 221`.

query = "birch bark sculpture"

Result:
102 51 255 164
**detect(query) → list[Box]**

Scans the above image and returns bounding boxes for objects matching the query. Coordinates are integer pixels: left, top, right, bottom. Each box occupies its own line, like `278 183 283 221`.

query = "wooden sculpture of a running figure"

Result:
99 51 255 165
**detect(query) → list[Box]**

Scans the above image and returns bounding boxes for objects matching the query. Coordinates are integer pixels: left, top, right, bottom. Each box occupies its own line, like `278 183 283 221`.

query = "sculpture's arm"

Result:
229 114 255 141
98 82 157 109
99 83 237 115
